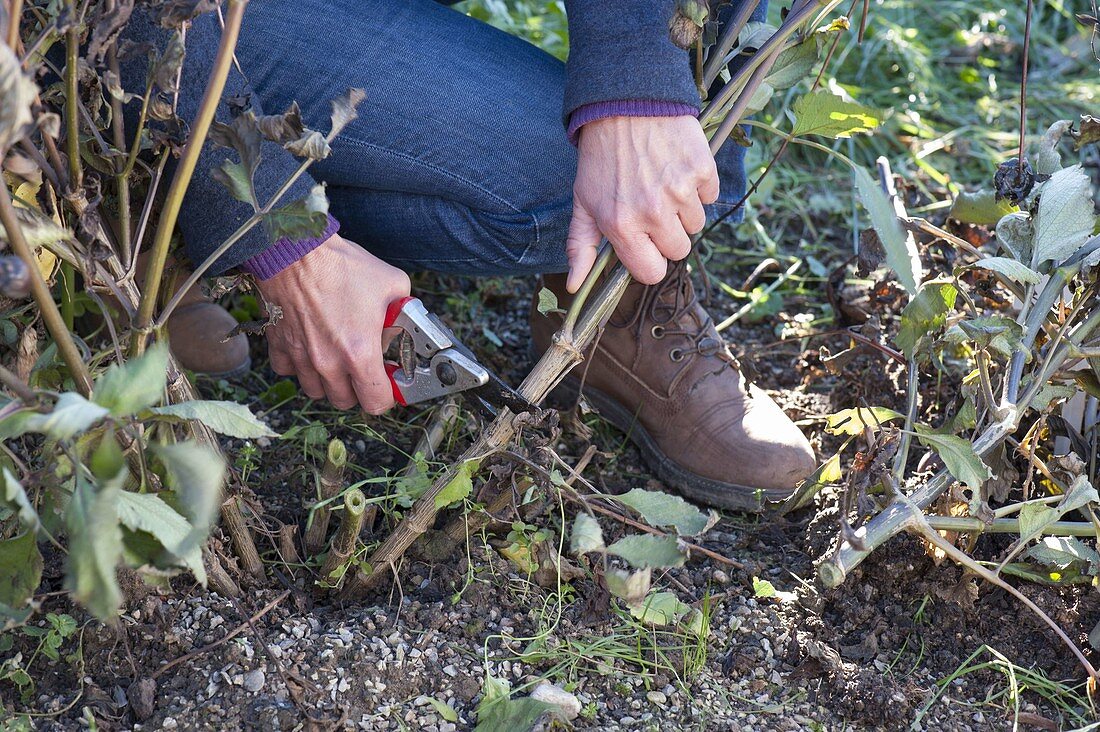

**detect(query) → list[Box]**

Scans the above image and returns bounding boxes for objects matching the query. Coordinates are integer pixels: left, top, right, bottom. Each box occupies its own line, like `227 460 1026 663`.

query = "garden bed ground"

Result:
10 241 1099 730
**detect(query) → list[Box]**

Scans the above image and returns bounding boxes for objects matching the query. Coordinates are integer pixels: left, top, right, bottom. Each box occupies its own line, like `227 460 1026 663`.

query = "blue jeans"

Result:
231 0 759 277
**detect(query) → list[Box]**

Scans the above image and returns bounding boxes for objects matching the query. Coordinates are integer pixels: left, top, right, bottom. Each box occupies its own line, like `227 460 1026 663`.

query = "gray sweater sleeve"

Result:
120 10 316 275
561 1 700 124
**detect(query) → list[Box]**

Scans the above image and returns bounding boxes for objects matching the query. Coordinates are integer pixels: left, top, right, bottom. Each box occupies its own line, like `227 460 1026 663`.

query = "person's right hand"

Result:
254 234 411 414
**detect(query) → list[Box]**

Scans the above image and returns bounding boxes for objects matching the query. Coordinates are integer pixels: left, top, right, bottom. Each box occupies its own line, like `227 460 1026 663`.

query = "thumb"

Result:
565 204 602 293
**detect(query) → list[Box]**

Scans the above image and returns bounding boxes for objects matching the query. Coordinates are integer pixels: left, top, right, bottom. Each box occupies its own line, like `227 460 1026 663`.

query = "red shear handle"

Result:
384 362 408 406
384 295 417 329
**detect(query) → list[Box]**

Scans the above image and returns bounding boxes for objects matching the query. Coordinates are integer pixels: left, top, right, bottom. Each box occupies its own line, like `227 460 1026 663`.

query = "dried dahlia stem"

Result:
203 548 242 598
221 496 264 580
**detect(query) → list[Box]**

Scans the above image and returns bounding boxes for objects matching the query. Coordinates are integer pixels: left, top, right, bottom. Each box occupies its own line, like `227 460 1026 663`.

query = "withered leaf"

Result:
152 31 185 94
1074 115 1100 151
0 43 38 152
154 0 219 28
209 112 263 207
329 88 366 138
284 130 331 160
262 184 328 241
256 101 304 144
856 227 885 276
87 0 135 65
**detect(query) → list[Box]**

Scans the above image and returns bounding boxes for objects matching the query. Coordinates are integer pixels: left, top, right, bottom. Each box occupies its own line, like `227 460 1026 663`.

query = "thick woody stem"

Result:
203 548 242 598
221 496 264 580
318 488 366 591
304 439 347 556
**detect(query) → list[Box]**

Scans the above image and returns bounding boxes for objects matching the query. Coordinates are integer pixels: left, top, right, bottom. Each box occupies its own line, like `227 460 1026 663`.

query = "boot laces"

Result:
613 261 738 370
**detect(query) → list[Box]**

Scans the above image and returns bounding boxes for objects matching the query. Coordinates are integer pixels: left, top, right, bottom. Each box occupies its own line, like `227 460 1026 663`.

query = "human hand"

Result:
255 234 411 413
566 115 719 292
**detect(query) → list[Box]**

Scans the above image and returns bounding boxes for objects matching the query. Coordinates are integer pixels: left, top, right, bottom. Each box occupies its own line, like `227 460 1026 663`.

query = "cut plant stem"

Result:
318 488 366 591
221 496 264 580
304 438 347 557
131 0 248 357
63 0 81 190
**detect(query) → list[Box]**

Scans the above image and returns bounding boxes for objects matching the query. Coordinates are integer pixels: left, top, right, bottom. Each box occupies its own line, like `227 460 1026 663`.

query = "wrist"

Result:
240 214 341 281
567 100 698 145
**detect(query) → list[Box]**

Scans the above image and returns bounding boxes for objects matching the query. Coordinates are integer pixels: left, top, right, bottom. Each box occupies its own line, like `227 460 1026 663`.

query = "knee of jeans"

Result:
473 203 569 275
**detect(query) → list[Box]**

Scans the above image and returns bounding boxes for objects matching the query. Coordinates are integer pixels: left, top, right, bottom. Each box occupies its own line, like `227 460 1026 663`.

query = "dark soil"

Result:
6 246 1099 732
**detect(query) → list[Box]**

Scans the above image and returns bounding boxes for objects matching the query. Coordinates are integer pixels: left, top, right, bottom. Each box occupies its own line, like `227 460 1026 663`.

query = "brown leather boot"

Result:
164 296 252 378
116 257 251 378
530 263 816 511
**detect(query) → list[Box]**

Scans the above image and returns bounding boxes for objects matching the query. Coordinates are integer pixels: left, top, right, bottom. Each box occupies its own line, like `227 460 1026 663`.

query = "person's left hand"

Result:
565 115 719 292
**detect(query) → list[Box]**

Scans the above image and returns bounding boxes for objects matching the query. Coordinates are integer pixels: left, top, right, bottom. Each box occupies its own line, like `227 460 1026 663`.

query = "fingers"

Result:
697 158 720 205
565 205 602 293
350 344 396 416
678 198 708 237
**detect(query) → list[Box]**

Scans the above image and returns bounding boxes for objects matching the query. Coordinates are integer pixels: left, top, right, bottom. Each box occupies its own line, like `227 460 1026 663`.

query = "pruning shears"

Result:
383 297 534 417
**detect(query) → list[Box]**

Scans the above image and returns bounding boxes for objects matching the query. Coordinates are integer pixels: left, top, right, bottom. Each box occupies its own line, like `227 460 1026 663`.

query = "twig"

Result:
150 590 288 680
202 547 242 598
0 362 37 404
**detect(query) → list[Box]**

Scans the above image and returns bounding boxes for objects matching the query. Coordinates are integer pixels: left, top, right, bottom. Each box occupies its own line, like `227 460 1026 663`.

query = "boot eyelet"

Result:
651 325 665 339
669 348 685 362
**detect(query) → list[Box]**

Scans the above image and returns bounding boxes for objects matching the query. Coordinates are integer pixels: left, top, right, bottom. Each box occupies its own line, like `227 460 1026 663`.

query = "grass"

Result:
912 644 1097 730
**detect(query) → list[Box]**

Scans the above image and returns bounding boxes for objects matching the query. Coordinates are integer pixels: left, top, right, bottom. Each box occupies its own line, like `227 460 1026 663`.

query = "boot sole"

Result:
545 367 787 513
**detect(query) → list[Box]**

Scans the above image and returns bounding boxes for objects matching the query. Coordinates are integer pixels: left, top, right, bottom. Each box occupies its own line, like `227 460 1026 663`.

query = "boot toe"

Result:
736 385 816 493
166 303 251 378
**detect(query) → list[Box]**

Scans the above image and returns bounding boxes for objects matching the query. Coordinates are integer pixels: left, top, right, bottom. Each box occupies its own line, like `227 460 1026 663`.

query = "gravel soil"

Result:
6 260 1099 731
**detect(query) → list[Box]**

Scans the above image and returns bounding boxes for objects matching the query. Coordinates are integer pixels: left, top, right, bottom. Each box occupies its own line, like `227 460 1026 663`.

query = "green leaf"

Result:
93 343 169 417
434 459 479 510
629 591 690 626
536 288 563 316
115 491 206 583
149 401 278 439
782 451 843 513
1031 165 1098 267
853 164 921 294
154 443 225 556
752 576 777 598
604 567 652 606
423 696 459 723
65 474 123 620
995 212 1034 261
25 393 109 440
0 530 41 609
1058 475 1099 514
790 89 883 139
969 257 1041 285
569 512 604 556
943 316 1024 358
764 35 819 92
824 406 904 435
949 190 1017 226
2 468 38 531
606 534 685 569
611 488 712 536
263 183 329 241
1027 536 1100 574
475 695 559 732
211 160 256 204
1018 503 1059 542
913 428 991 490
895 280 958 358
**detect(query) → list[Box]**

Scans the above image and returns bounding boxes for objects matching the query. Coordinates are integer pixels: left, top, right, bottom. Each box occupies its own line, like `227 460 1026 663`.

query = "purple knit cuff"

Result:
567 100 699 145
239 214 341 280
